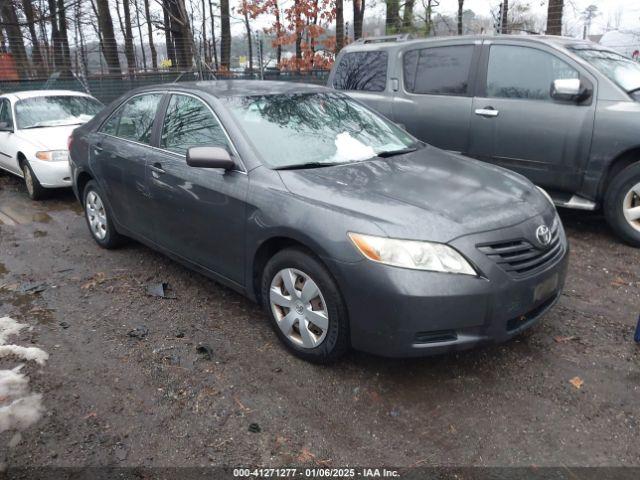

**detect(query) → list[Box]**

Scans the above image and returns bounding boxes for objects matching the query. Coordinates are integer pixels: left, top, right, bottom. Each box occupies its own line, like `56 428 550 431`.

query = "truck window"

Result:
333 51 388 92
403 45 474 96
486 45 579 101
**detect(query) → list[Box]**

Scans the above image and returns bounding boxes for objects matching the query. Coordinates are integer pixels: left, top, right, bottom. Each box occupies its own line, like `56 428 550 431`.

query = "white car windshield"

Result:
15 95 103 130
223 92 418 169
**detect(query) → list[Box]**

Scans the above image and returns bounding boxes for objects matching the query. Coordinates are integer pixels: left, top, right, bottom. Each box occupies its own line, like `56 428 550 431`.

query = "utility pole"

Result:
255 31 264 80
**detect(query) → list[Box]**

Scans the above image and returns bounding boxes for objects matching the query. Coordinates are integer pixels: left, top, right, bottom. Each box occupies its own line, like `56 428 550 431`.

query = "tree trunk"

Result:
402 0 415 31
208 0 218 70
162 0 176 68
134 0 147 71
385 0 400 34
294 0 302 68
121 0 136 75
47 0 63 72
457 0 463 35
546 0 563 35
220 0 231 69
21 0 45 76
335 0 343 53
0 0 29 78
57 0 72 76
201 0 209 64
143 0 157 69
242 1 253 72
171 0 193 70
501 0 509 34
273 0 282 65
95 0 122 74
353 0 364 40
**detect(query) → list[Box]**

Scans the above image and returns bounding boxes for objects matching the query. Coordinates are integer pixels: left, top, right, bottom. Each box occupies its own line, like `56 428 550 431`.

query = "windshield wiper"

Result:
274 161 345 170
376 147 418 158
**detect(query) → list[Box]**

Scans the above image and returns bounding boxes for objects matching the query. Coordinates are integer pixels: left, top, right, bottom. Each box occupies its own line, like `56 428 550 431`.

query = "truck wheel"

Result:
604 162 640 247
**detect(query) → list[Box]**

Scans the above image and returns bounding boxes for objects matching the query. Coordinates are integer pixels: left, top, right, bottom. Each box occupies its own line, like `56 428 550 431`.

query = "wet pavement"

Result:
0 171 639 468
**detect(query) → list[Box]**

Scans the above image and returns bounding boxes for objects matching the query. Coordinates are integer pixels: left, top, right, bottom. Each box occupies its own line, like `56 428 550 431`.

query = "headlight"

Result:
537 186 555 208
348 232 477 276
35 150 69 162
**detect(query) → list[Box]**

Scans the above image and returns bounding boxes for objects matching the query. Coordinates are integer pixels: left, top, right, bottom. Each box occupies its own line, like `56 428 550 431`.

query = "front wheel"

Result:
261 248 349 363
83 180 125 249
604 163 640 248
22 162 46 200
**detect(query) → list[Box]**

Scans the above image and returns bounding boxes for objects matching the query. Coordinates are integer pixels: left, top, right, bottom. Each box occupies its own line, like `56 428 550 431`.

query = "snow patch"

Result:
0 316 47 436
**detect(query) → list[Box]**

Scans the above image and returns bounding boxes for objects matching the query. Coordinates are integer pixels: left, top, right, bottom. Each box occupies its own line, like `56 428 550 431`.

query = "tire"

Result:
82 180 125 249
604 162 640 247
261 248 349 363
22 161 47 201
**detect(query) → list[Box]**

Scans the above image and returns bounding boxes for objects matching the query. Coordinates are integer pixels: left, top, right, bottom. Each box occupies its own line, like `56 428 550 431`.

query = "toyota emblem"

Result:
536 225 552 247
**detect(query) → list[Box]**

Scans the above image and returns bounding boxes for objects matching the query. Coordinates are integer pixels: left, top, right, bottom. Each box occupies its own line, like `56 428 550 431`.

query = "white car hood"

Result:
16 125 79 150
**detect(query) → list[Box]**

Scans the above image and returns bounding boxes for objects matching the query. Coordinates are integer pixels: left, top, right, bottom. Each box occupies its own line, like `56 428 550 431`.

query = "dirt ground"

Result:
0 171 639 470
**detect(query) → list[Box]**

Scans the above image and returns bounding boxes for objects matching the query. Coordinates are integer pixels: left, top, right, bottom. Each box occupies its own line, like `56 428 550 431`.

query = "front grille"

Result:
477 221 563 278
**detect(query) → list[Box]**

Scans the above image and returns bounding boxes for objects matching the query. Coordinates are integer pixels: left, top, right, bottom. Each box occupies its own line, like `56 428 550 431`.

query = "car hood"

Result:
277 146 551 243
16 125 80 150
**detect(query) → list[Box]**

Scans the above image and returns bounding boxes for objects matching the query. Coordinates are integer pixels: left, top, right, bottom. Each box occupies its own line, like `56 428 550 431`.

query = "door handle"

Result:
475 108 499 118
93 141 103 154
150 163 165 174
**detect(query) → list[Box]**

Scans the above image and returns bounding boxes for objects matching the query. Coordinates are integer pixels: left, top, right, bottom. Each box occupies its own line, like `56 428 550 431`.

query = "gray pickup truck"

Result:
328 34 640 247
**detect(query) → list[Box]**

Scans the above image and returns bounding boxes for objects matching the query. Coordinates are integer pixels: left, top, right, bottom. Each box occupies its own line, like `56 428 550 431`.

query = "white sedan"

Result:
0 90 103 200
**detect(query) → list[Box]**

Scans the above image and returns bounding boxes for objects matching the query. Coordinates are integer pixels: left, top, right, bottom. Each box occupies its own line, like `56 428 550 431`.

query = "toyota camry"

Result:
69 81 568 362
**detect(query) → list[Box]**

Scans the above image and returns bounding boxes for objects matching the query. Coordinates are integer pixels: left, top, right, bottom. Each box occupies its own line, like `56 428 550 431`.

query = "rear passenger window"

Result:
403 45 474 96
160 94 229 155
333 51 388 92
101 93 162 144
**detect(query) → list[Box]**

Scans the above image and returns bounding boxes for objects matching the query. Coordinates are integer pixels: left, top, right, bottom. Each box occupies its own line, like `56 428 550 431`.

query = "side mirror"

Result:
186 146 235 170
0 121 13 132
551 78 591 103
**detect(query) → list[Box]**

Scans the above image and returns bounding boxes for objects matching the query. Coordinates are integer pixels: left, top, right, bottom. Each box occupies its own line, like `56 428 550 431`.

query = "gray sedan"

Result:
69 81 568 362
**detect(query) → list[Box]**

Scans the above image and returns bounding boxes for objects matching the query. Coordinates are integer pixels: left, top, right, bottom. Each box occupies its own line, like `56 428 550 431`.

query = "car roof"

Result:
3 89 95 101
133 80 331 98
340 34 597 52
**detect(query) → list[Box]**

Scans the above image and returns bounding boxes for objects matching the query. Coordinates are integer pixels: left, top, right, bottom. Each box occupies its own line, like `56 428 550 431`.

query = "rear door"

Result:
0 98 18 174
90 92 163 240
392 42 479 154
468 41 596 192
147 93 248 284
331 49 394 117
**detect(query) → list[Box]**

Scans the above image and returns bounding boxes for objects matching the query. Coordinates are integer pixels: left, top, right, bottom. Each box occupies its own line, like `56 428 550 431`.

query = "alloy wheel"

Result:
269 268 329 349
623 182 640 233
85 190 108 240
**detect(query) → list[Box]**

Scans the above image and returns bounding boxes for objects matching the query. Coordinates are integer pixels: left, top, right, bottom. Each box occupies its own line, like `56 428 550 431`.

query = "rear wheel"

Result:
604 162 640 247
261 248 349 363
22 162 46 200
83 180 125 248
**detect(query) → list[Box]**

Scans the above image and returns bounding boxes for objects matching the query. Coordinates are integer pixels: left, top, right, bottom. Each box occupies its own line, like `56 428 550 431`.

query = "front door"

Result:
147 93 248 284
89 92 163 240
392 43 478 154
468 42 596 192
0 98 18 173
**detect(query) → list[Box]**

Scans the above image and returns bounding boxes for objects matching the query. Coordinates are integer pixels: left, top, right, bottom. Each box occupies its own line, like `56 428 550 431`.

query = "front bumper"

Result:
28 158 72 188
328 217 569 357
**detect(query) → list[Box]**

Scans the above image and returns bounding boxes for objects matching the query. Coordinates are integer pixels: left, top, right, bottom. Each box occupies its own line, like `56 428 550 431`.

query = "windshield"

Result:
223 92 417 169
15 95 103 129
572 48 640 94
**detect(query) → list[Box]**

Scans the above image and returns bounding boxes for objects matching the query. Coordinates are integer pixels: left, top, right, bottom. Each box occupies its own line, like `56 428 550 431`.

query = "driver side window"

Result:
0 99 13 128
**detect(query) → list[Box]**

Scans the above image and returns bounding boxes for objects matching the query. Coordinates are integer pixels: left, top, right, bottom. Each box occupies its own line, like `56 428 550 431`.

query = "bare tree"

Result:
457 0 463 35
95 0 122 74
353 0 365 40
402 0 415 32
143 0 157 69
57 0 72 74
21 0 46 76
546 0 563 35
240 0 253 72
208 0 218 69
502 0 509 34
134 0 148 71
386 0 401 34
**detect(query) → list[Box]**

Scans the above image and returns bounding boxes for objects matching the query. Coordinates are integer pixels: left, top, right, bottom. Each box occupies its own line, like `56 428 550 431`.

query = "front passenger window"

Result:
160 94 230 155
486 45 579 101
0 99 13 127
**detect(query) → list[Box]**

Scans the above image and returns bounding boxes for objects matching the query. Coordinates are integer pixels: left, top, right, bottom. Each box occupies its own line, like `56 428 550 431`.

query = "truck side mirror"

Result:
550 78 592 103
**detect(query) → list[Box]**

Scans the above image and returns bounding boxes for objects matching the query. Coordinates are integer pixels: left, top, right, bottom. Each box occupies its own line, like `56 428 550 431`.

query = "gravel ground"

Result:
0 172 638 469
